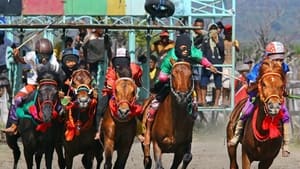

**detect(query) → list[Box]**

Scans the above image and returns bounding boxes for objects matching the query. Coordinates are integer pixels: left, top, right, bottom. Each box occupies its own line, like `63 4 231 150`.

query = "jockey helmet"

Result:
62 48 80 65
35 38 53 63
265 41 285 60
112 47 130 69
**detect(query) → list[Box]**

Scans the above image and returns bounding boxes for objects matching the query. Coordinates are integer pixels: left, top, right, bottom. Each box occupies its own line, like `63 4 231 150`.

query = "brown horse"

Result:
63 69 103 169
227 59 285 169
143 61 195 169
101 75 142 169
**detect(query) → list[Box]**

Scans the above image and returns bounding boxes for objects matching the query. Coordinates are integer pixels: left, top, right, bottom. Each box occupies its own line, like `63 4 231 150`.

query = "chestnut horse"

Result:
143 61 195 169
227 59 285 169
101 70 142 169
63 69 103 169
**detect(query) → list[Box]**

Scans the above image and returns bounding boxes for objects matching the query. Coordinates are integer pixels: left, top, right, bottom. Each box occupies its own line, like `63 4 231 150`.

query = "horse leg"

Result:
95 141 104 169
104 138 114 169
6 134 21 169
153 141 164 169
44 147 55 169
171 151 185 169
241 150 251 169
34 152 43 169
258 160 274 169
23 150 34 169
55 142 65 169
114 142 134 169
82 152 94 169
181 143 193 169
141 143 152 169
64 152 74 169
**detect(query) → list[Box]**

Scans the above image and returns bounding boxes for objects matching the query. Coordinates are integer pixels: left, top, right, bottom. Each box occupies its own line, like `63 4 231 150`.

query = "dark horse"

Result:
101 68 142 169
227 59 285 169
143 61 195 169
8 70 64 169
63 69 103 169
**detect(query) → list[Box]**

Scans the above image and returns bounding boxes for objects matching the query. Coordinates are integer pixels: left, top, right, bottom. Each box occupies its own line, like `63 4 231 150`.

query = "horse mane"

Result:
37 70 60 84
258 59 285 80
71 69 92 86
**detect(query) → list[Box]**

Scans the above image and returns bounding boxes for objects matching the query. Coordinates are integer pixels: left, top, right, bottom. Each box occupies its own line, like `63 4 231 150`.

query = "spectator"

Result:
0 30 13 77
221 24 240 107
149 55 160 91
82 29 109 86
244 57 255 70
216 21 225 37
200 23 225 107
151 30 175 67
234 63 250 105
192 18 207 105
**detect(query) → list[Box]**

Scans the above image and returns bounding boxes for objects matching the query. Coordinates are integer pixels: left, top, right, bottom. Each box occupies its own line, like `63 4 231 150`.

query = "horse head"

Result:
170 60 194 103
257 59 285 116
71 69 94 108
113 77 137 120
37 72 59 123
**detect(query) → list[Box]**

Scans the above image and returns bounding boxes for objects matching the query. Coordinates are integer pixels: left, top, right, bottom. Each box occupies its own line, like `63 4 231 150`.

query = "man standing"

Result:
192 18 207 106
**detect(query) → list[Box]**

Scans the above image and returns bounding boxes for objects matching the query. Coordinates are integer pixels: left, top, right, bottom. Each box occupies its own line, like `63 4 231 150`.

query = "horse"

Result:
63 69 103 169
101 67 142 169
12 70 64 169
226 59 286 169
143 60 195 169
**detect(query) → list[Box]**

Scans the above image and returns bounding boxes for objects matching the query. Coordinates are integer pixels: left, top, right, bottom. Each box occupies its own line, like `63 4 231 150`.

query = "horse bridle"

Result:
37 79 59 121
170 62 194 103
74 84 93 95
258 72 284 107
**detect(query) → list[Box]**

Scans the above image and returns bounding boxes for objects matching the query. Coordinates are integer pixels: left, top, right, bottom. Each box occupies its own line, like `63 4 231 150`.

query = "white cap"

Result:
116 47 127 57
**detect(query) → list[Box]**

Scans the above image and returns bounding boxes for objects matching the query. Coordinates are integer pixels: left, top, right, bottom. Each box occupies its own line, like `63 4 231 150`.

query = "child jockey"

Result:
1 38 61 134
94 47 143 140
228 41 291 157
143 33 217 145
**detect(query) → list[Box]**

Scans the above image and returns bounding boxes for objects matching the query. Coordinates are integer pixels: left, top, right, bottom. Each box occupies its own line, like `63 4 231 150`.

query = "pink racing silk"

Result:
200 57 212 68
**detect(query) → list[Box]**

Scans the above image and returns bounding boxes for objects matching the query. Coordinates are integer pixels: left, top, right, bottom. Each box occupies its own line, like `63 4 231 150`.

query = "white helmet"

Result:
265 41 285 60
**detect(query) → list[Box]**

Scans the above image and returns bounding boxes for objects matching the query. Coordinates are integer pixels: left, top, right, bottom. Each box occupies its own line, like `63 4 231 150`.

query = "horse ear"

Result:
170 58 176 65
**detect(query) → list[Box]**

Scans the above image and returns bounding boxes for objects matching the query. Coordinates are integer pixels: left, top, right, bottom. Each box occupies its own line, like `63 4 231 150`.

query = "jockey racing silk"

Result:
160 47 205 75
103 63 142 96
24 51 60 85
247 61 289 83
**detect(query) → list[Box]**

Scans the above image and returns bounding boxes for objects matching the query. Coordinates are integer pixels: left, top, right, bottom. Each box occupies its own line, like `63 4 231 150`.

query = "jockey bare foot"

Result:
282 150 290 157
1 123 18 135
94 132 100 140
137 134 145 143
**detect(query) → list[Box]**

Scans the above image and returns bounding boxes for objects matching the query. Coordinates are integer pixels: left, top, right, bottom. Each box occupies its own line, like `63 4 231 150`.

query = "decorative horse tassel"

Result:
36 122 52 132
262 110 284 139
65 108 76 141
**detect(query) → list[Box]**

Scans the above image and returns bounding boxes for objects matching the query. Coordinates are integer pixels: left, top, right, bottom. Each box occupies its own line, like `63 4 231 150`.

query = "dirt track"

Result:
1 123 300 169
